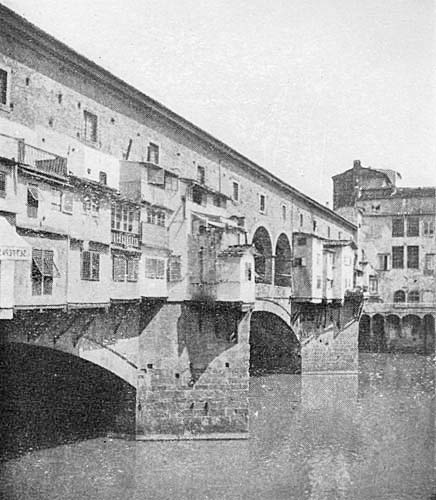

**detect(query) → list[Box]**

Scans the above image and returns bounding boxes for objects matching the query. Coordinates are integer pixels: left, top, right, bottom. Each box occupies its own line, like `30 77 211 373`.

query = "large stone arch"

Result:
0 342 136 460
274 232 292 287
249 309 301 375
252 226 273 284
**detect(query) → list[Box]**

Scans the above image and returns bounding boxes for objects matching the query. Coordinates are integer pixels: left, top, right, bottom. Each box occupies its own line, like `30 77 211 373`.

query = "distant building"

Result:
333 160 435 354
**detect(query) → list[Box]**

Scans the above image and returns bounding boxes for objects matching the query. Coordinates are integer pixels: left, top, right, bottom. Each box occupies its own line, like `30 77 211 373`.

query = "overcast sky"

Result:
3 0 435 204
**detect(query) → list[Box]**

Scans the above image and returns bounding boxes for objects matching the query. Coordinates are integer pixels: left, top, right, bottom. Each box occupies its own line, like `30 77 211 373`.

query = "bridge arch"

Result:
274 232 292 287
0 342 136 459
252 226 273 284
250 300 300 375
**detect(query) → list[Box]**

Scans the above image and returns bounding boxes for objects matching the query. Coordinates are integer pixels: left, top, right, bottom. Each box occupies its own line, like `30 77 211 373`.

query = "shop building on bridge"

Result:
333 160 435 354
0 5 362 438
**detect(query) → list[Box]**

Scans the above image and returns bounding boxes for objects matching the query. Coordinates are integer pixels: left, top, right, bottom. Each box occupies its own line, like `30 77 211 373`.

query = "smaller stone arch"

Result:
402 314 422 339
423 314 435 355
386 314 401 339
274 233 292 287
358 314 371 351
252 226 273 284
373 314 386 352
393 290 405 303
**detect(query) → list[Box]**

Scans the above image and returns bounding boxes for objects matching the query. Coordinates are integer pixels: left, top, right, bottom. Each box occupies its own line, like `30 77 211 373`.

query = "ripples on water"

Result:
1 353 434 500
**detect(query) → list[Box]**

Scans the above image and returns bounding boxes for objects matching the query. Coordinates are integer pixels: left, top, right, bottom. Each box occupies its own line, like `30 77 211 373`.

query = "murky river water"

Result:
1 353 434 500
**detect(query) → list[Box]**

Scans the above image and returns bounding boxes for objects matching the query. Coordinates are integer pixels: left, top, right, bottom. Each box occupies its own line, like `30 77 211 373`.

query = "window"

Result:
406 216 419 237
377 253 390 271
83 111 98 143
408 290 420 303
127 258 139 282
244 262 252 281
113 255 126 282
392 246 404 269
259 194 266 214
407 246 419 269
168 255 182 282
197 166 205 184
327 226 331 238
423 220 435 237
313 220 317 232
146 208 166 227
32 249 56 295
27 186 39 218
316 276 322 289
62 192 73 214
192 184 205 205
0 172 6 197
83 196 92 213
112 255 138 282
338 231 342 240
394 290 405 303
282 204 287 222
297 237 307 246
99 171 107 185
0 67 10 107
232 181 240 202
111 204 139 233
81 250 100 281
299 213 303 227
392 217 404 237
51 188 61 211
148 166 164 185
369 276 378 294
147 143 159 164
145 257 165 279
425 253 435 271
165 173 178 191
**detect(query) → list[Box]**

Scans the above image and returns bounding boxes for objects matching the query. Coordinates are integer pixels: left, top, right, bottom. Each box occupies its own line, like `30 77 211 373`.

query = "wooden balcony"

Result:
0 133 67 178
111 230 140 249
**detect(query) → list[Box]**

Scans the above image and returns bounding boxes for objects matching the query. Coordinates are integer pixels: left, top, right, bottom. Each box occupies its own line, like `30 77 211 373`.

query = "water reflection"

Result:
1 354 434 500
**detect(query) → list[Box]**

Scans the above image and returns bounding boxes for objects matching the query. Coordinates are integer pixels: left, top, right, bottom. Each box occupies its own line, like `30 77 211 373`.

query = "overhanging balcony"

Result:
0 133 68 178
111 230 140 249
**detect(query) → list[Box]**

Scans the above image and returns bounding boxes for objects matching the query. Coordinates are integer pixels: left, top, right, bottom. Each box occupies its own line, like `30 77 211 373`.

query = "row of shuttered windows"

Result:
31 248 182 295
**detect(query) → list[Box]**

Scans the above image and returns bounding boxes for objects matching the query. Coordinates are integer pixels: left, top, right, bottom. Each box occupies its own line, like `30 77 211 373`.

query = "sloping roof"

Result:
0 4 356 233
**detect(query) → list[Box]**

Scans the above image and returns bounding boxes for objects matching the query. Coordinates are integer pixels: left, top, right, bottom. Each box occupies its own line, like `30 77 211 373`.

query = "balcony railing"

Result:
0 133 67 178
111 230 140 248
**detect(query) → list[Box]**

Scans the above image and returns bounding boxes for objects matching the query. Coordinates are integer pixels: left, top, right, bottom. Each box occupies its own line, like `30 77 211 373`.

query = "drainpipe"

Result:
65 234 69 311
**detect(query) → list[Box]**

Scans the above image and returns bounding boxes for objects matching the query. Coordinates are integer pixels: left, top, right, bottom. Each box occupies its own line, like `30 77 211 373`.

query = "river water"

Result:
1 353 434 500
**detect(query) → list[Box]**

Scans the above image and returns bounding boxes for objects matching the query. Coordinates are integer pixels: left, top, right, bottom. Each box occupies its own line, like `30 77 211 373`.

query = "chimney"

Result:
353 160 361 169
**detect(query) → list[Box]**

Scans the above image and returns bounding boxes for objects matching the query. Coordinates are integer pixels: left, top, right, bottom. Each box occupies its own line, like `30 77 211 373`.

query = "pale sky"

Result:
3 0 436 204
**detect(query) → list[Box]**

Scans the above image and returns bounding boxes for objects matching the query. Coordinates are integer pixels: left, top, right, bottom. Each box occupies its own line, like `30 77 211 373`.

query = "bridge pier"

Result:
136 302 251 438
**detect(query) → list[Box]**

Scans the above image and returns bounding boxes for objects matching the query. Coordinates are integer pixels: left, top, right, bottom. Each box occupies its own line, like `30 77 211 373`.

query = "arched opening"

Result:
252 227 273 284
358 314 371 351
393 290 406 303
372 314 386 352
249 311 300 375
0 343 136 461
274 233 292 287
423 315 435 355
402 315 422 351
386 315 401 351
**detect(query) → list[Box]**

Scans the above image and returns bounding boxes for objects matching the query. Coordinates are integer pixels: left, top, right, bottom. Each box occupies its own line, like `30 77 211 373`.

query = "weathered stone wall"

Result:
136 303 251 437
301 320 359 373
